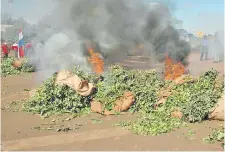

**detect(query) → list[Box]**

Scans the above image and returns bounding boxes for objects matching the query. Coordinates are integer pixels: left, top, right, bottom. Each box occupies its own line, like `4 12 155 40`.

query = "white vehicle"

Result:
180 36 189 42
185 36 190 42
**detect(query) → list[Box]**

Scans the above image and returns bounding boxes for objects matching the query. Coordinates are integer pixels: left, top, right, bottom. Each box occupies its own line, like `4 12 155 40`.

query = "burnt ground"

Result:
1 52 224 151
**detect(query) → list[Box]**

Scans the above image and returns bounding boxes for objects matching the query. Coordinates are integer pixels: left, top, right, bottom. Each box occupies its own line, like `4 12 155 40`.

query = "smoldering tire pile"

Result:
23 65 224 135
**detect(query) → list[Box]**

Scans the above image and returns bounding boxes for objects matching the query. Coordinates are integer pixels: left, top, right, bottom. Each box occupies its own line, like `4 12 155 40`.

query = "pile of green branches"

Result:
23 65 162 117
23 65 224 135
23 66 96 117
122 70 224 135
169 70 223 122
203 127 224 147
1 57 35 76
94 65 164 112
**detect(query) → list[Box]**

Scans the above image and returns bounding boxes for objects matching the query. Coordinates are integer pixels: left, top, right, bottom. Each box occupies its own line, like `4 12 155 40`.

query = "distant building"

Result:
1 24 13 32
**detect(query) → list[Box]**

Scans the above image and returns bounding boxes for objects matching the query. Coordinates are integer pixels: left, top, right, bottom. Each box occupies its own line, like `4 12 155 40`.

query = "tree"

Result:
1 15 37 43
1 13 14 25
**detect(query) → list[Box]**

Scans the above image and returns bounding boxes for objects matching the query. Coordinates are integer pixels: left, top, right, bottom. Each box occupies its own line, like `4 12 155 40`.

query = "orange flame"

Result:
164 55 185 80
88 48 104 75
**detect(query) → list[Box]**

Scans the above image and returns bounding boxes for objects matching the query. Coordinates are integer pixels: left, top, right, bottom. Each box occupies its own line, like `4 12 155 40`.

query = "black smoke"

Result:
142 3 190 65
31 0 191 78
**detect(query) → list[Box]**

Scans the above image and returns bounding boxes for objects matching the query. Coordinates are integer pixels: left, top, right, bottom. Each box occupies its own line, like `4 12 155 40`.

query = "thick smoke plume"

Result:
29 0 191 80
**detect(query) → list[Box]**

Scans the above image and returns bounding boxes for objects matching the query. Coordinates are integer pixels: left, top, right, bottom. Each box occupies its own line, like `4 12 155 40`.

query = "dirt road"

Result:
188 52 224 76
1 52 224 151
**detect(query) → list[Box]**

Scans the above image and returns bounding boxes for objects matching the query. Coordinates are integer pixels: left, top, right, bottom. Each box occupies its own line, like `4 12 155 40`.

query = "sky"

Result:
1 0 224 34
1 0 56 23
174 0 224 34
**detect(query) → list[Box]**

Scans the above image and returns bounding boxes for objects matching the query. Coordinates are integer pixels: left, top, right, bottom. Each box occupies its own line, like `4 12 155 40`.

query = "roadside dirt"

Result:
1 52 224 151
188 52 224 76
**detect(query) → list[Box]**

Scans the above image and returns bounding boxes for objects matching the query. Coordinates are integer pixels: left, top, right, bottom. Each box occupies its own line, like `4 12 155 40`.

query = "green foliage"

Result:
73 66 96 83
1 57 35 76
1 57 20 76
203 128 224 145
123 70 224 135
130 110 183 135
169 70 223 122
23 67 96 117
95 65 163 112
23 65 223 136
20 58 36 73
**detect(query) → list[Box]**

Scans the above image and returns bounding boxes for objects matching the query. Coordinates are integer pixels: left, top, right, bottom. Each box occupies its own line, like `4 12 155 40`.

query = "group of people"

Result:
1 40 33 59
200 33 223 63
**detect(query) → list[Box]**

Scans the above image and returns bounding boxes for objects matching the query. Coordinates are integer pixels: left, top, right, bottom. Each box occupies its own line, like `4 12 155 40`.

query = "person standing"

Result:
208 35 214 59
213 32 221 63
1 40 9 58
200 35 208 61
11 43 18 58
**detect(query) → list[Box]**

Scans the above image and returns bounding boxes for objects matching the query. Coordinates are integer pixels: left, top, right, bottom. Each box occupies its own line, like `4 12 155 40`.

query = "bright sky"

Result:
1 0 55 23
175 0 224 34
1 0 224 34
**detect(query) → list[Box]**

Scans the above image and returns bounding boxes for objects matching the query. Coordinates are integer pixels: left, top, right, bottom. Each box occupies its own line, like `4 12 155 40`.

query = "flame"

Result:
164 55 185 80
88 48 104 75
